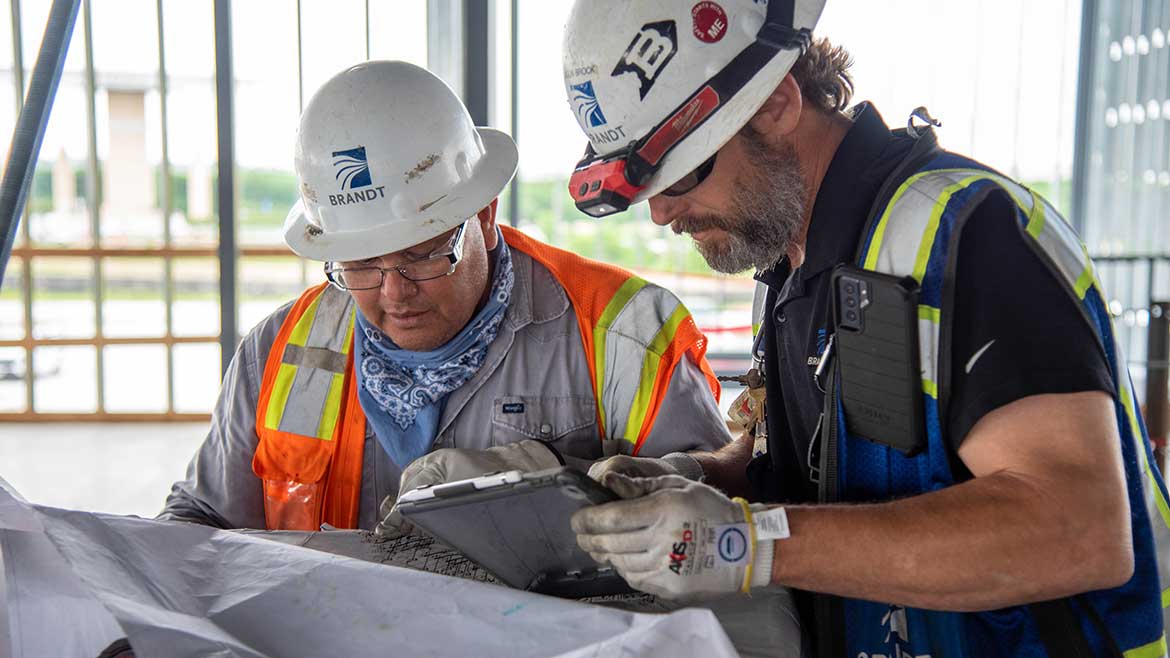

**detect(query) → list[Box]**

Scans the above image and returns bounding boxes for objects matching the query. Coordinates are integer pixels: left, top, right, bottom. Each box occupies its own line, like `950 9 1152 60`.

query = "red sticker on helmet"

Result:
692 2 728 44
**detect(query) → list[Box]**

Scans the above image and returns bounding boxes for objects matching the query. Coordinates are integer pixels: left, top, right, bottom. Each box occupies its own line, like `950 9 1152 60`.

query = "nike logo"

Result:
965 339 996 374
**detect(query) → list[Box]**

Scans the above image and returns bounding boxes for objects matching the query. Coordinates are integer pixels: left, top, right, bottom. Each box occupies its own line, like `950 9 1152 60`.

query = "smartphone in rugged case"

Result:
831 265 927 456
396 467 631 598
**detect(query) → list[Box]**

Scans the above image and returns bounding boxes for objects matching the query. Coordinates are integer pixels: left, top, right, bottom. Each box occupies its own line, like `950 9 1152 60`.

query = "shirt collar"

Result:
799 102 902 278
500 230 571 331
755 103 907 291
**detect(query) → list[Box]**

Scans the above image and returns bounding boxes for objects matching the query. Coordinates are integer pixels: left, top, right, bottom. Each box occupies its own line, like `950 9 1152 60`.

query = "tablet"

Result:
396 466 632 597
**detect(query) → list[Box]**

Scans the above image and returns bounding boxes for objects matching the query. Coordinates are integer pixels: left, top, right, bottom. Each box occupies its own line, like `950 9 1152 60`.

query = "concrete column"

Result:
51 147 75 212
104 89 152 214
186 159 212 221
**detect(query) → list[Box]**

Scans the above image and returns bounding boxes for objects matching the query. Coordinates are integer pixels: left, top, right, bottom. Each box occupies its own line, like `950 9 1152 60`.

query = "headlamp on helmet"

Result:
567 0 812 218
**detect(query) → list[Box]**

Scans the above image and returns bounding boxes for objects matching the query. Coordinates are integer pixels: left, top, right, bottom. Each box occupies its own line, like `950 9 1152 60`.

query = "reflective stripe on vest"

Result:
254 227 719 530
751 280 768 337
262 284 355 440
253 282 365 531
841 167 1169 656
501 225 718 454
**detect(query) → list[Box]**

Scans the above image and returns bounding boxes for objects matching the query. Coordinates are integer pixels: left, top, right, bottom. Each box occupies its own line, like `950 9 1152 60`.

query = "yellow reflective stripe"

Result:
314 309 356 441
1025 191 1047 240
752 322 761 336
593 277 648 433
918 304 939 399
922 379 938 399
910 175 988 282
1153 471 1170 537
1073 269 1095 300
1123 635 1167 658
265 363 297 431
264 293 324 432
863 173 929 270
1071 244 1096 300
287 294 323 347
1163 587 1170 609
622 304 691 444
1120 382 1170 532
340 307 355 354
315 372 346 440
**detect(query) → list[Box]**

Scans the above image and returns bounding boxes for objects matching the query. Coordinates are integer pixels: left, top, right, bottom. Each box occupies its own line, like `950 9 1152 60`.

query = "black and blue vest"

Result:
814 141 1170 656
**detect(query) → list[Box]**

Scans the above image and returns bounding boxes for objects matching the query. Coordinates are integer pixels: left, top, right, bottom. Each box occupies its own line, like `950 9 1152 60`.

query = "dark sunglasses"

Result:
661 153 718 197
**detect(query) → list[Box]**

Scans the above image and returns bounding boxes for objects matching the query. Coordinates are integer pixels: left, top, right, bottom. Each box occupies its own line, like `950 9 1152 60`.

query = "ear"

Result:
746 73 802 142
477 198 500 250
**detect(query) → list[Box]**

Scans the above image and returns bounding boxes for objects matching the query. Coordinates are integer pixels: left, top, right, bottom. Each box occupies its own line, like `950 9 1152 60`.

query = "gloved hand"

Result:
571 473 775 601
374 439 562 539
586 452 704 486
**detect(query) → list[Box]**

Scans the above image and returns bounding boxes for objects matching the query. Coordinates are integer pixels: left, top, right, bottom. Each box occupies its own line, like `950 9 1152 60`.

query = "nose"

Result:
648 194 685 227
379 267 418 301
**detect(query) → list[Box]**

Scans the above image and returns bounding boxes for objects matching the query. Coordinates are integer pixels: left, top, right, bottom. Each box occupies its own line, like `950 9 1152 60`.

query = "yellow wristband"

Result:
731 496 756 594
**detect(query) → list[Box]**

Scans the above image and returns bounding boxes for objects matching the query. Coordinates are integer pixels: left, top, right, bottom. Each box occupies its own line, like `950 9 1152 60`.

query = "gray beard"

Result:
684 139 807 275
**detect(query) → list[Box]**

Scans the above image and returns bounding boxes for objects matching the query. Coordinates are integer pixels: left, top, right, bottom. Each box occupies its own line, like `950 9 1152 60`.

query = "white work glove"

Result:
587 452 704 485
374 439 562 539
571 473 775 601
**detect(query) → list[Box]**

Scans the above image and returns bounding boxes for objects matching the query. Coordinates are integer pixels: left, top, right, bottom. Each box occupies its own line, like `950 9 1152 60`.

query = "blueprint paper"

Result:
0 483 743 658
241 528 802 658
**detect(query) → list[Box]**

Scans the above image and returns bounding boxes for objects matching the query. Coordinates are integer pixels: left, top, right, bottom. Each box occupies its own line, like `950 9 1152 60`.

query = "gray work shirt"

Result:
159 249 731 530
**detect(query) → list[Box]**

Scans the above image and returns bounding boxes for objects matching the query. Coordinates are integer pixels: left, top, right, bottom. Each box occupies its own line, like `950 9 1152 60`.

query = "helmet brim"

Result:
284 127 519 262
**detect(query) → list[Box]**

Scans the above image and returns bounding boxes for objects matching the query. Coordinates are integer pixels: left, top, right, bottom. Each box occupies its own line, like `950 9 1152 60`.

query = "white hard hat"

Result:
284 60 518 261
562 0 825 215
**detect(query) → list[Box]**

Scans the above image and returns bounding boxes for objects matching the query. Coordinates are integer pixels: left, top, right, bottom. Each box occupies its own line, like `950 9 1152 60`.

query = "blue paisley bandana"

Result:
355 230 514 466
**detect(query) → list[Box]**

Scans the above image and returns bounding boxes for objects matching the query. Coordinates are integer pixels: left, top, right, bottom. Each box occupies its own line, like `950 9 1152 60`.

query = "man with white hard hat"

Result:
160 60 730 534
561 0 1170 655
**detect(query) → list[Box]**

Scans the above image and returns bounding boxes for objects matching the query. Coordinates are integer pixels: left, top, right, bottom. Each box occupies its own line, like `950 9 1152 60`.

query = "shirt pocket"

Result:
491 395 598 459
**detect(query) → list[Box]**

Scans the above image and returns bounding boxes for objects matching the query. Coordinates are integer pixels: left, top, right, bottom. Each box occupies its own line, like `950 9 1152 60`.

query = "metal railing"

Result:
1094 254 1170 471
0 0 237 421
0 0 471 422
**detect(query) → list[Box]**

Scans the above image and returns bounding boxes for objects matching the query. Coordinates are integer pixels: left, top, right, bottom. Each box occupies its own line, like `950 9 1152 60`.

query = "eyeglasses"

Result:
661 153 718 197
324 221 468 290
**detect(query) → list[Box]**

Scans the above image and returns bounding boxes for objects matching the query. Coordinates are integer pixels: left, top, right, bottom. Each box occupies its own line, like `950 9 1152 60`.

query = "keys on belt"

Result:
720 367 768 457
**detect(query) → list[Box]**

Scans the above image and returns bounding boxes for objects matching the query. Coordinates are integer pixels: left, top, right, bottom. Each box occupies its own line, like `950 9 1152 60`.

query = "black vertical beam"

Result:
82 0 106 412
214 0 238 374
1148 301 1169 476
11 0 36 414
0 0 81 289
508 0 519 227
1069 0 1099 235
157 0 176 413
462 0 489 126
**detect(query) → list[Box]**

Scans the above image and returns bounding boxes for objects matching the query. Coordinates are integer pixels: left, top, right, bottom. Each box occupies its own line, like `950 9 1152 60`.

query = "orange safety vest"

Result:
253 214 718 530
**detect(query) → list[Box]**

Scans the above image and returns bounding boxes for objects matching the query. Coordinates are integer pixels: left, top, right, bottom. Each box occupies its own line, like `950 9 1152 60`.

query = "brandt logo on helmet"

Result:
570 80 609 128
328 146 386 207
611 20 677 100
332 146 373 190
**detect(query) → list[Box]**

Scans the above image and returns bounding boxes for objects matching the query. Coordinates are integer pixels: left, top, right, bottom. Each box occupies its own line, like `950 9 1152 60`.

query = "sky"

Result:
0 0 1080 185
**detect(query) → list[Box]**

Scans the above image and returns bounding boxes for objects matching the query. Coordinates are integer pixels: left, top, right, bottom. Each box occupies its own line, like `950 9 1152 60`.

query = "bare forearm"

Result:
767 471 1133 611
691 430 755 498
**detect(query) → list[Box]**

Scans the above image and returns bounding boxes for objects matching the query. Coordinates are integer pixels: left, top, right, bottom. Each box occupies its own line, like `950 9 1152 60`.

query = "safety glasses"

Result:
568 0 809 218
324 221 468 290
661 153 718 197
